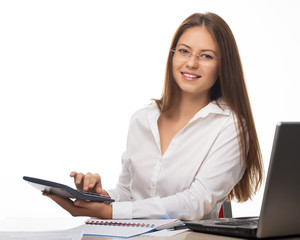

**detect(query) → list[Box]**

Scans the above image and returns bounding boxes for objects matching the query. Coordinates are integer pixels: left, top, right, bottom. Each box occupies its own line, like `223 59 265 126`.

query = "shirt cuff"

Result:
111 201 133 219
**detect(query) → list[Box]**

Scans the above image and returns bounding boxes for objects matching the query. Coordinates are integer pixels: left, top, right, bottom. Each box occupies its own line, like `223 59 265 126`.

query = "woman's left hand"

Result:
43 193 112 218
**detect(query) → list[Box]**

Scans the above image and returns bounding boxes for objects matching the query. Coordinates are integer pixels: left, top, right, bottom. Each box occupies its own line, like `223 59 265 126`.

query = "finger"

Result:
70 172 85 191
88 174 101 192
74 199 88 208
74 200 112 219
75 173 84 186
83 172 92 191
73 200 104 215
94 178 103 194
70 171 77 177
43 193 91 217
101 189 110 197
43 193 76 213
70 171 79 187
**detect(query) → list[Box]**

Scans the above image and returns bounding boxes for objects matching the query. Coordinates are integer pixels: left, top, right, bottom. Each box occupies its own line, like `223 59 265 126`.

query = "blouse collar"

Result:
148 97 231 123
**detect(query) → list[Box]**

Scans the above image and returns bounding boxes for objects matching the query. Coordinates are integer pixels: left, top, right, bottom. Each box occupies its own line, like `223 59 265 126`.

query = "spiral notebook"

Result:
70 219 183 238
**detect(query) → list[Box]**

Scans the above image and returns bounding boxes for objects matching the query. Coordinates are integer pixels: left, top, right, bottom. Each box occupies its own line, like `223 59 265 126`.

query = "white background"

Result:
0 0 299 221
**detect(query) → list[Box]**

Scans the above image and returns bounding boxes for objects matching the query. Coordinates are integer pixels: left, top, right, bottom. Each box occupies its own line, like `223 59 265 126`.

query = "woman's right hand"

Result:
70 171 108 196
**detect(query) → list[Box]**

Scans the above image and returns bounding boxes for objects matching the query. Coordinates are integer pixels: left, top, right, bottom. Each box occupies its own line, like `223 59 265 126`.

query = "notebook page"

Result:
69 219 182 238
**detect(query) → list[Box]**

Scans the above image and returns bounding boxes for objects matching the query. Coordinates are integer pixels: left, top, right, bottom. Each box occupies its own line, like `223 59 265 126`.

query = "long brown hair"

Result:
155 12 263 202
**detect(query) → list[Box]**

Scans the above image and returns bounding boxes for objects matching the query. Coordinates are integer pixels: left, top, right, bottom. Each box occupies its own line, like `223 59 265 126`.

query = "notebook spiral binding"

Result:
85 220 155 228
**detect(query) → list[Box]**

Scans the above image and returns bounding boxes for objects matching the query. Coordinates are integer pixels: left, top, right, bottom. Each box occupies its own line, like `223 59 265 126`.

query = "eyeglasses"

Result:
171 48 220 66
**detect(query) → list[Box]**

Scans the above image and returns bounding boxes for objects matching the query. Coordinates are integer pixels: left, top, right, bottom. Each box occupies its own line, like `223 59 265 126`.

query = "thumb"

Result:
74 199 90 208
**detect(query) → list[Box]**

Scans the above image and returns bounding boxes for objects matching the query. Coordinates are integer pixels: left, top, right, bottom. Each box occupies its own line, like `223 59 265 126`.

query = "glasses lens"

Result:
198 58 213 66
172 49 217 66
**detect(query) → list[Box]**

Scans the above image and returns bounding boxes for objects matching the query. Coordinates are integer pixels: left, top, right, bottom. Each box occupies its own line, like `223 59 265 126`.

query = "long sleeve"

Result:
107 152 133 202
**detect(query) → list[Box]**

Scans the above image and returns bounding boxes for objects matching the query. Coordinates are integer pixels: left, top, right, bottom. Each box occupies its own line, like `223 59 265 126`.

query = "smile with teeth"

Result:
181 72 201 80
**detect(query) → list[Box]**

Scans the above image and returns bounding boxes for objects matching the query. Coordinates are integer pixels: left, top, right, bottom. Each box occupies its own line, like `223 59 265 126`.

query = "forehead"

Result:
177 26 218 52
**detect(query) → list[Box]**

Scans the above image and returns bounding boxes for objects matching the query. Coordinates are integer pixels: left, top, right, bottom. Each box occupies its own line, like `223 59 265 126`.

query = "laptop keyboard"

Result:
215 218 259 227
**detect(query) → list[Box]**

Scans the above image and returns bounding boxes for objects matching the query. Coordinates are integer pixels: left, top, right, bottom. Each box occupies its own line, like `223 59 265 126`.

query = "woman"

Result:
45 12 263 220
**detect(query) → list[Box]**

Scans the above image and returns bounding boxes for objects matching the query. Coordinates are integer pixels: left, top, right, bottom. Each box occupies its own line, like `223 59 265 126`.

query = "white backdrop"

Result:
1 0 300 221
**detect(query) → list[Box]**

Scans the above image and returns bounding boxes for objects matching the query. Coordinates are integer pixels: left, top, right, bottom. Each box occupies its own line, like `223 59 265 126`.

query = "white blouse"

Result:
107 99 246 220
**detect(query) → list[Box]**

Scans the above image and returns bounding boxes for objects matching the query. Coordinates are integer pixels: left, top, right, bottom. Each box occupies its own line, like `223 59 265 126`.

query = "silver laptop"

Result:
186 122 300 238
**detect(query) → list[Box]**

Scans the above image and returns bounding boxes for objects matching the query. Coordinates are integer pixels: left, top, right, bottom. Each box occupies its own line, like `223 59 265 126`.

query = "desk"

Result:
1 218 300 240
83 231 244 240
82 231 300 240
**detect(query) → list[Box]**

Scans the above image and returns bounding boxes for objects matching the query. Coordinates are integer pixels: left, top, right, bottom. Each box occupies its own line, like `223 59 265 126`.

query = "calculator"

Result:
23 176 114 202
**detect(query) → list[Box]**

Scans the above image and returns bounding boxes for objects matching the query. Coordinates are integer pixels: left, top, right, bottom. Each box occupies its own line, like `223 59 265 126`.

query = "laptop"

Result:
185 122 300 238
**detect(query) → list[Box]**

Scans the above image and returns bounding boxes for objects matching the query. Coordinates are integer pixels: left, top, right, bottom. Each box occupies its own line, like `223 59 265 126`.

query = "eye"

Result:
178 48 190 55
201 54 214 60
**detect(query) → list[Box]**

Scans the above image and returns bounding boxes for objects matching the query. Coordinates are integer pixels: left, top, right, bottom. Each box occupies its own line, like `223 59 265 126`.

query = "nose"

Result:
186 54 199 69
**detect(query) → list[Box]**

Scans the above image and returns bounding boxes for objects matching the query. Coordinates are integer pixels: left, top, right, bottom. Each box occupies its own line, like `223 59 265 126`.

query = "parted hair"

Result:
155 12 263 202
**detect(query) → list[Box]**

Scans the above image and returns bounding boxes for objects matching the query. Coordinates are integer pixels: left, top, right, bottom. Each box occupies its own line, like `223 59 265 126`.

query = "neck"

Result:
170 92 210 120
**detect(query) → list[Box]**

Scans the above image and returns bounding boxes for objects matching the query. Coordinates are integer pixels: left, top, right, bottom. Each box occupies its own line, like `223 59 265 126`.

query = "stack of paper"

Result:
0 230 83 240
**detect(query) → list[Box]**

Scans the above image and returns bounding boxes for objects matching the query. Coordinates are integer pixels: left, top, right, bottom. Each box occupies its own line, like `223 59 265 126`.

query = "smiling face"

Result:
172 26 220 102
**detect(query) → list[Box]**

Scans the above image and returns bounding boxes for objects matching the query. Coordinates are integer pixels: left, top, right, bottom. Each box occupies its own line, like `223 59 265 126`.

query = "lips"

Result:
181 72 201 81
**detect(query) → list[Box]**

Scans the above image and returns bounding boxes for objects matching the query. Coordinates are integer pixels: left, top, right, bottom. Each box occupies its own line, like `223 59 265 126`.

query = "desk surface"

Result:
82 231 244 240
82 231 300 240
82 232 300 240
1 217 300 240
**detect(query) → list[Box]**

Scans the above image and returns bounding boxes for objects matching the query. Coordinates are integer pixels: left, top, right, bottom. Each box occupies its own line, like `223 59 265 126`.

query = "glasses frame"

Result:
171 48 220 65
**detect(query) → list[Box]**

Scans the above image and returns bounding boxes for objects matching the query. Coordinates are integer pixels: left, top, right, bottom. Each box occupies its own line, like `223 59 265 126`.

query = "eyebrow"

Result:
176 43 217 55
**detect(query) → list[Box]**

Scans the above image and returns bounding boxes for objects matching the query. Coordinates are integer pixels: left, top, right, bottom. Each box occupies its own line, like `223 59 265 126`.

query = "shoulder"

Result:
129 102 159 124
195 98 236 125
206 98 239 135
210 98 233 116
